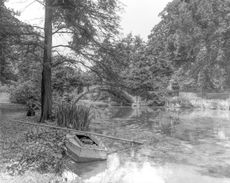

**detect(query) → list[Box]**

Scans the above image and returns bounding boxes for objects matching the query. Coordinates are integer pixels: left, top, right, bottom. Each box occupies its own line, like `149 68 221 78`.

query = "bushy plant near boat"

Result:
9 81 40 104
56 103 91 131
0 84 10 93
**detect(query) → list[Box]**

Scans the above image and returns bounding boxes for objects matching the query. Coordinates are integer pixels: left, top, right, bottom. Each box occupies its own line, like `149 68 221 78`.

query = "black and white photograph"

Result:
0 0 230 182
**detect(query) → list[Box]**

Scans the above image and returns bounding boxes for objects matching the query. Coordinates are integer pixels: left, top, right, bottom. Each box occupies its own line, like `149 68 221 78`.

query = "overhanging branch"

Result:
52 44 73 49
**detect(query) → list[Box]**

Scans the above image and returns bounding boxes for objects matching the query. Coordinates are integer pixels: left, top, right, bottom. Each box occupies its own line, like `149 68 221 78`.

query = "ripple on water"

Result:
1 104 230 183
85 107 230 182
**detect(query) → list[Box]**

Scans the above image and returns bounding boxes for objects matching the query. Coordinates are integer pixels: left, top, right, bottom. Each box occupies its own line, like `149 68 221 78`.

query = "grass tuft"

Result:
56 103 91 131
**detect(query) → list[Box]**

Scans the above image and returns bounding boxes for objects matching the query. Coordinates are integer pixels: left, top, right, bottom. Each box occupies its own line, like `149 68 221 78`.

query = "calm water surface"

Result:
1 96 230 183
77 107 230 183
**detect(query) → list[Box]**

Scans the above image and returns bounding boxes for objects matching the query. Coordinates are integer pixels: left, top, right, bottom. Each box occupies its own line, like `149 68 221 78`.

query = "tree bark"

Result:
40 0 53 122
0 44 4 84
0 40 8 85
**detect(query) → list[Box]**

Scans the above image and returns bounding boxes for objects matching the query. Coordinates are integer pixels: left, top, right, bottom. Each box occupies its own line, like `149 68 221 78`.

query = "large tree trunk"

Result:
40 0 53 122
0 45 4 84
0 41 7 84
225 64 230 88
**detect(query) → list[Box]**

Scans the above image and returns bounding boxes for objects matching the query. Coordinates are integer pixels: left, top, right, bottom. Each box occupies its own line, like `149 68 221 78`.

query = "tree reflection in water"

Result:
83 154 165 183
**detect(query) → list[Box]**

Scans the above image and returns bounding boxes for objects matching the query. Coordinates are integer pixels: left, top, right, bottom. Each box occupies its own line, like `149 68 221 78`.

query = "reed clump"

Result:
56 103 91 131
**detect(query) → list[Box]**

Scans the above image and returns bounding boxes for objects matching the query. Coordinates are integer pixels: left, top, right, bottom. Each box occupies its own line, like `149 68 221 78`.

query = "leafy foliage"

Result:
52 0 121 54
0 0 42 84
91 34 173 103
38 0 122 121
0 1 20 84
10 81 40 104
148 0 230 90
124 39 172 98
52 58 84 95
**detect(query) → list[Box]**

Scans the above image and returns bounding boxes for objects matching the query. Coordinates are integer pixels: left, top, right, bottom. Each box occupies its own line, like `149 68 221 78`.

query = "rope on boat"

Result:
9 119 144 145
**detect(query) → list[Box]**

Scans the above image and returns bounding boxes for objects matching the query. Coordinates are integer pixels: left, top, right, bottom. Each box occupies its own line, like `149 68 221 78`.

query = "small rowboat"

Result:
65 133 108 163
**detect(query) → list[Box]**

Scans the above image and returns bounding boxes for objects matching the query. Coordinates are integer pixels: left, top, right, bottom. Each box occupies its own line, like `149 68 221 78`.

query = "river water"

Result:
0 93 230 183
73 107 230 183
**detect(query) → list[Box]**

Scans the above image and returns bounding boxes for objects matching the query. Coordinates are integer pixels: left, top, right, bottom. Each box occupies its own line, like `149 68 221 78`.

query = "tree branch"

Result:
53 31 73 34
52 44 73 49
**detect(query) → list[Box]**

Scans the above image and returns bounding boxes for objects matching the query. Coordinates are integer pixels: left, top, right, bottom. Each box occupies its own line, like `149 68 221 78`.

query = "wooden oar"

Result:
9 120 144 145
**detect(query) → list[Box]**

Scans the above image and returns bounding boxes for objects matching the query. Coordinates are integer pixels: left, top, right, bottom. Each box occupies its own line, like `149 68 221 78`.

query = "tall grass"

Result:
56 103 91 131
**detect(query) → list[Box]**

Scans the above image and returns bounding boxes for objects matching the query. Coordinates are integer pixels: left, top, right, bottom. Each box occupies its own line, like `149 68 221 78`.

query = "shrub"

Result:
0 84 9 93
56 103 91 131
10 81 40 104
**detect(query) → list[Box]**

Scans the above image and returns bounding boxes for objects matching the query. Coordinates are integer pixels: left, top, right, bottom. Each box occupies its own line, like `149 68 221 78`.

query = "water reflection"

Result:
1 103 230 182
65 159 107 179
0 107 25 122
81 107 230 182
0 93 9 103
82 154 165 183
71 152 230 183
215 127 228 140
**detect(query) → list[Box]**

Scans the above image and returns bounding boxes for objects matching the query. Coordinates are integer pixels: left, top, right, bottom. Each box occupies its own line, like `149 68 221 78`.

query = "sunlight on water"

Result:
62 170 79 182
84 154 166 183
80 107 230 183
216 128 227 140
121 162 165 183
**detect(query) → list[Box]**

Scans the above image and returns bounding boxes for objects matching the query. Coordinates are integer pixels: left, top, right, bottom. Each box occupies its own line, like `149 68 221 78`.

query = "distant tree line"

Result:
148 0 230 91
2 0 230 122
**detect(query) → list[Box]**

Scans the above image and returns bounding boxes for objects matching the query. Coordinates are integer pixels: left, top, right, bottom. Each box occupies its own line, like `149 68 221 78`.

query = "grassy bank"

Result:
0 106 83 182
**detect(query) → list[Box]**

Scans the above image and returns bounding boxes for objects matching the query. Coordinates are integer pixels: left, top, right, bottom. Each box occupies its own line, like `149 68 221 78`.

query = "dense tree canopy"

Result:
52 0 121 54
0 0 21 84
148 0 230 91
0 0 42 84
4 0 230 111
91 34 172 103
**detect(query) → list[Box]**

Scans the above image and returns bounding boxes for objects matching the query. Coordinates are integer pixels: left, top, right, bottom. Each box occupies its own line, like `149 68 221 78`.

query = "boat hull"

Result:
65 133 107 163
